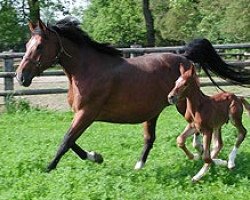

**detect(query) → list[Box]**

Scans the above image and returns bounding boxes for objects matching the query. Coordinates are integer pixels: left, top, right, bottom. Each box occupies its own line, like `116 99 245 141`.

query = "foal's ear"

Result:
190 64 196 76
179 63 186 75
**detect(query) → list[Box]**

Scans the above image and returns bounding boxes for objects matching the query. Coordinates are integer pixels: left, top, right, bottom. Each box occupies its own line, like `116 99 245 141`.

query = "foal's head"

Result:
168 63 198 104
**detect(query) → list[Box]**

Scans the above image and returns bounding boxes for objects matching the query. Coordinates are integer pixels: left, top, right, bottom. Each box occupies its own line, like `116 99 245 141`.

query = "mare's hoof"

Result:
134 161 145 170
94 152 104 164
87 151 104 163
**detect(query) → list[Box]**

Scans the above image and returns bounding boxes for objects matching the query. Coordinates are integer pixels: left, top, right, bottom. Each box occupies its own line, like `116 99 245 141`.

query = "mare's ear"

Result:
28 21 36 32
38 19 48 33
179 63 186 75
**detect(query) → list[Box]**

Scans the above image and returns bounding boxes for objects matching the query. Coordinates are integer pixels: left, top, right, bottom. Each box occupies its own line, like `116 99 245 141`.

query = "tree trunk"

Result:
28 0 40 23
142 0 155 47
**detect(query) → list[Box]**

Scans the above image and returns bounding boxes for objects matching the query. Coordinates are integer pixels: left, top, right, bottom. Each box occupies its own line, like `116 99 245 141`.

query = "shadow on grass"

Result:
142 151 250 186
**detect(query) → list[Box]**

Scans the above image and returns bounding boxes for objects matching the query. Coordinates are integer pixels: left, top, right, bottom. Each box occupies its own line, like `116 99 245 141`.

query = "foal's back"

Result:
197 92 243 130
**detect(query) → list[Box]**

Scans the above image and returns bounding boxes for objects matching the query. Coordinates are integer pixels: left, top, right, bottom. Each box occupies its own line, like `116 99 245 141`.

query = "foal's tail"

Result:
240 97 250 116
183 38 250 85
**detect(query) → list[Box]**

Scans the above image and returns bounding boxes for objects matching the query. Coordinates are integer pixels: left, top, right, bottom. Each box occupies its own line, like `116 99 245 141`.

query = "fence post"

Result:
3 57 14 103
130 44 142 58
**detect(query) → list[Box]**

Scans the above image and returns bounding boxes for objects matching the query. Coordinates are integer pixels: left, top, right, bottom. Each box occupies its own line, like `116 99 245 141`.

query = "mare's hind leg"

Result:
46 109 101 172
177 124 198 160
228 104 247 169
134 115 158 170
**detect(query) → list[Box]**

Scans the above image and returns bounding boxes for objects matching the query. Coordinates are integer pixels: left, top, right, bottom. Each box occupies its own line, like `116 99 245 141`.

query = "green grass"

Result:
0 107 250 200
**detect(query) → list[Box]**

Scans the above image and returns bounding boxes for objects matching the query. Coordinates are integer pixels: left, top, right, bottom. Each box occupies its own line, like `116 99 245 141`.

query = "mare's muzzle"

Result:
16 71 33 87
168 94 178 105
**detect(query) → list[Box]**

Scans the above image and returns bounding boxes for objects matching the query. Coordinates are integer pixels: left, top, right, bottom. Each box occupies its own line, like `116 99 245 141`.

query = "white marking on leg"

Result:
87 151 97 162
193 153 201 160
213 159 227 167
192 163 210 182
228 146 238 169
193 134 203 153
134 161 145 170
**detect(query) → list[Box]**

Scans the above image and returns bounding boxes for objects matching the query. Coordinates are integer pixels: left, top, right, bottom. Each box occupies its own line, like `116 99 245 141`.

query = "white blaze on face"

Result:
24 36 39 58
176 77 184 85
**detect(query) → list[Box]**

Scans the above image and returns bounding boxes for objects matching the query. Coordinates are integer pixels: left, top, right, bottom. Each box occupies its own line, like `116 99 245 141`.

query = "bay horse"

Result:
15 17 250 172
168 63 250 182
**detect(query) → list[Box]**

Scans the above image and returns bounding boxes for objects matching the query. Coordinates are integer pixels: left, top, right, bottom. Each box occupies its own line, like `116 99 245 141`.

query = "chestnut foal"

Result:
168 63 250 182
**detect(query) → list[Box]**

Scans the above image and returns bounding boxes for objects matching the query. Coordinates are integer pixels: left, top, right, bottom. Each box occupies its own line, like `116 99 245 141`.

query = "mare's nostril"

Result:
168 95 177 104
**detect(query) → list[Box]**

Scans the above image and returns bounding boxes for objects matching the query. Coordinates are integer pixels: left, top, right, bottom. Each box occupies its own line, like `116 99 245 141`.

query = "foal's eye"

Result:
37 44 43 51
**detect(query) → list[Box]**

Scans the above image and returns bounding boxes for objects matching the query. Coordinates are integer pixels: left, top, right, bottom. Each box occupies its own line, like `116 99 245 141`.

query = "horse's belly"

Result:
96 99 167 123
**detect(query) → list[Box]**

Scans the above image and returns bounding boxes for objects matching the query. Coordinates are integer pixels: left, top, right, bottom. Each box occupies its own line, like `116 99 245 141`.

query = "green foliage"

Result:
0 0 249 50
0 0 27 51
82 0 147 47
155 0 250 43
0 107 250 199
5 97 41 113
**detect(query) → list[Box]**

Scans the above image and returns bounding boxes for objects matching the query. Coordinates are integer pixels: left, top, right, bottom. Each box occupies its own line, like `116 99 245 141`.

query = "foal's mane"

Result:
48 17 122 57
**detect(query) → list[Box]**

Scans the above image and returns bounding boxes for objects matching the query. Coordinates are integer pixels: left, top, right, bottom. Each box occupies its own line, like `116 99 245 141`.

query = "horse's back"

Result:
97 53 190 123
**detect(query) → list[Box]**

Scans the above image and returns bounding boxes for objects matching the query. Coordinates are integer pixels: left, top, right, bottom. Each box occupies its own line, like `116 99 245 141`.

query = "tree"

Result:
27 0 40 22
82 0 147 47
142 0 155 47
0 1 27 51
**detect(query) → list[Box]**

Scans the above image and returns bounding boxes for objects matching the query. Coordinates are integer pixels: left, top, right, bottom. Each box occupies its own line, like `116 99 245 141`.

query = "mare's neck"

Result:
58 37 122 77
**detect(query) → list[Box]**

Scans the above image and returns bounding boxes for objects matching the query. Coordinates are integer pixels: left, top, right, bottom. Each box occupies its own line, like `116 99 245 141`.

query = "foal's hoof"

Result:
192 153 201 160
227 161 235 170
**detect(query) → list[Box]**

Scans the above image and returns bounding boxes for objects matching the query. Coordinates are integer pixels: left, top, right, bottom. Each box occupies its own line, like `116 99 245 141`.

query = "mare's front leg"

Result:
177 124 198 160
46 108 100 172
134 115 158 170
192 130 212 182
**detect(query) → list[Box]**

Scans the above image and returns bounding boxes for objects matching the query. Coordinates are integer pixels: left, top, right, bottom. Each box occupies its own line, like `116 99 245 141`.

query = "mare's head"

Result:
168 63 198 104
16 20 62 87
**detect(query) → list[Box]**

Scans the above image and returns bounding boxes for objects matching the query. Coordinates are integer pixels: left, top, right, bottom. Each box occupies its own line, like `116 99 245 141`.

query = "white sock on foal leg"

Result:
192 163 211 182
228 146 238 169
212 159 227 167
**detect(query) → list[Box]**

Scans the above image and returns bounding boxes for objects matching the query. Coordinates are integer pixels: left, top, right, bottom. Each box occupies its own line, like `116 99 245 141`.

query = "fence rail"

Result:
0 43 250 101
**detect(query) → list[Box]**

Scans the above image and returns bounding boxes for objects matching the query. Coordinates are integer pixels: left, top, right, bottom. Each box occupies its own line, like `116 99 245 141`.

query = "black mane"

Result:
49 17 122 56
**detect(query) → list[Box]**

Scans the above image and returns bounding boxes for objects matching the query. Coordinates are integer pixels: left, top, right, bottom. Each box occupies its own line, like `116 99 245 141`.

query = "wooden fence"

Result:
0 43 250 103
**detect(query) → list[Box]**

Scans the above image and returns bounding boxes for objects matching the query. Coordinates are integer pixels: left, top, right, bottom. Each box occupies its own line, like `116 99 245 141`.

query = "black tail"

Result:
183 38 250 85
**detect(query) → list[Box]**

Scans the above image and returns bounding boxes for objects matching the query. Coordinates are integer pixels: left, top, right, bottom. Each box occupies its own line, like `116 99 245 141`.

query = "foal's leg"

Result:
192 130 212 182
192 132 203 155
46 109 99 172
134 115 158 170
211 128 223 159
228 106 247 169
177 124 198 160
210 128 228 166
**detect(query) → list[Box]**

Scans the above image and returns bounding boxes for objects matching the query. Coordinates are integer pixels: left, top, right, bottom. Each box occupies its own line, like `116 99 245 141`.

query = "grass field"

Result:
0 105 250 200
